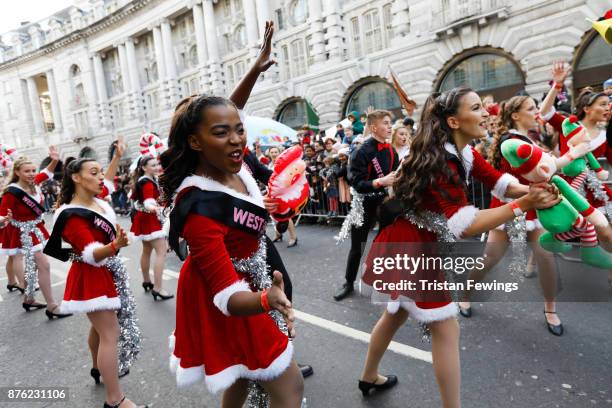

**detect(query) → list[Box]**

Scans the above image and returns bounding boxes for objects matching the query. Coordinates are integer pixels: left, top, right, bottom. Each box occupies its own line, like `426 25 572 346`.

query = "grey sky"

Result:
0 1 74 34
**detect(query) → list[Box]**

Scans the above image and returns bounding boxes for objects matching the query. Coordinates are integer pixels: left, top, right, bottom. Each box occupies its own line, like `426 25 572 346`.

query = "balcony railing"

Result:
434 0 509 30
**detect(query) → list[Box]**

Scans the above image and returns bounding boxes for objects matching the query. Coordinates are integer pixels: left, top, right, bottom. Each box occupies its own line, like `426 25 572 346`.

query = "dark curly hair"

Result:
487 95 531 169
57 158 96 207
158 94 236 205
393 87 473 211
131 155 156 203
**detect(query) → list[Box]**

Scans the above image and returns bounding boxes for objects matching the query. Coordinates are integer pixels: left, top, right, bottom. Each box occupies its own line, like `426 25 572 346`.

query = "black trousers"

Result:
344 197 382 284
265 235 293 302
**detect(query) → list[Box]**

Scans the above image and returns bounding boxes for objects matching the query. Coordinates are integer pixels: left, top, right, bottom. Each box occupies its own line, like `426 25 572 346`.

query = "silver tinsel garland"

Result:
504 215 528 279
71 254 142 375
10 216 45 299
584 170 612 221
335 188 364 244
231 237 305 408
133 202 165 224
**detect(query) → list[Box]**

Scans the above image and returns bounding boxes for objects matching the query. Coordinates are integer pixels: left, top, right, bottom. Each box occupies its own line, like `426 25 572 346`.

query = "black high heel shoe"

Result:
22 302 46 312
142 282 154 292
358 375 398 397
287 238 298 248
6 284 25 294
45 306 72 320
151 290 174 301
90 368 101 384
272 235 283 243
103 395 148 408
544 311 563 336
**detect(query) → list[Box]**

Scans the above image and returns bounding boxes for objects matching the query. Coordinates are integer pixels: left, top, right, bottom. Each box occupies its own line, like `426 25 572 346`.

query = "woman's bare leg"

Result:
429 318 461 408
88 325 100 369
150 238 167 292
221 379 249 408
259 361 304 408
528 229 561 326
12 254 25 289
140 241 152 284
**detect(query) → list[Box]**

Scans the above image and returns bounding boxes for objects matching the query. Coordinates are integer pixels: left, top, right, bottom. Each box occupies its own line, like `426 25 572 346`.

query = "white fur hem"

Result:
447 205 479 239
82 242 108 267
491 174 519 199
0 242 45 255
212 280 252 316
169 335 294 394
387 301 458 323
132 229 167 242
59 296 121 314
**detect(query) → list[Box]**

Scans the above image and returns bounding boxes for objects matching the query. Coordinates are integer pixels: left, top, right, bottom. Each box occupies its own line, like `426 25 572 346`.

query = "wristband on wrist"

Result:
260 289 271 312
110 241 117 254
373 179 380 189
554 82 563 90
509 200 524 216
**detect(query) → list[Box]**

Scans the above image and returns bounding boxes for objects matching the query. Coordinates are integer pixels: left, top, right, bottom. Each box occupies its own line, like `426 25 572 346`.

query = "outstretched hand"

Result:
551 61 571 86
255 21 276 73
48 145 59 161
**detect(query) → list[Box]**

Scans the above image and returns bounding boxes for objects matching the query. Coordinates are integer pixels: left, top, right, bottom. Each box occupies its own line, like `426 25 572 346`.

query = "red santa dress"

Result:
361 143 517 321
49 198 121 314
0 169 53 255
130 176 166 241
168 168 293 394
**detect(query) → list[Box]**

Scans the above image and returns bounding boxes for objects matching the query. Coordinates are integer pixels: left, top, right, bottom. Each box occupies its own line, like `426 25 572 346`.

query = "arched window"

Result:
437 51 524 101
289 0 309 25
276 98 319 130
344 79 402 119
70 64 86 108
573 33 612 92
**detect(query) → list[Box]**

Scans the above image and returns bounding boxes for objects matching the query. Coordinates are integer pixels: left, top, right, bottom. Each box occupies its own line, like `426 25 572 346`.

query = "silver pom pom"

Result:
10 216 45 298
335 188 364 244
585 170 612 220
504 215 528 279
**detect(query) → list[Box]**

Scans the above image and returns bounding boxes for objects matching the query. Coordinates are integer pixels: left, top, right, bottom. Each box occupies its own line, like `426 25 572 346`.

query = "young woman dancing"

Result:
44 158 145 408
358 88 559 408
160 91 303 405
0 146 71 319
129 155 171 300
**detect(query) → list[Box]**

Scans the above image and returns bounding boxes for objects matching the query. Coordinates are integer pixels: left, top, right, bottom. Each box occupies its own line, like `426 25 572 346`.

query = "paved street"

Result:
1 216 611 408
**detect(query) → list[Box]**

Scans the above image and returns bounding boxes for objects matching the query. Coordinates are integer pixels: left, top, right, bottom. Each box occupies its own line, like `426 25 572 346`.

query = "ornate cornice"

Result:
0 0 162 71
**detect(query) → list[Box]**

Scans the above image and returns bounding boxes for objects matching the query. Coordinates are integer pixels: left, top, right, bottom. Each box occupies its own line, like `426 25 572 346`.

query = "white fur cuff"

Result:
212 280 252 316
81 242 108 267
540 106 556 122
41 168 54 179
491 174 519 199
447 205 479 239
103 179 116 194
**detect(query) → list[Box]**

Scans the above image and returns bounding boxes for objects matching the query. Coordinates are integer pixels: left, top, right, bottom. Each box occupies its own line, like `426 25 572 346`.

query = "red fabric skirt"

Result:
60 261 120 314
130 211 165 241
0 222 49 255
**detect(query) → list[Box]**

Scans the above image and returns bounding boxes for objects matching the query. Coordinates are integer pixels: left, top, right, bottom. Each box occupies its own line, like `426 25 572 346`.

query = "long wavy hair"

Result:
393 87 473 211
159 94 236 205
487 95 531 169
57 158 96 206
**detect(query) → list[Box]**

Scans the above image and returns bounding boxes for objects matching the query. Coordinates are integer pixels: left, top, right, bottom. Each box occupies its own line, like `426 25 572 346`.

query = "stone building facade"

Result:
0 0 610 164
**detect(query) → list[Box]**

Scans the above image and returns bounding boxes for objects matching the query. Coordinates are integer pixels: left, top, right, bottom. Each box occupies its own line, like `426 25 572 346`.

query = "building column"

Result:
242 0 259 48
308 0 326 67
151 24 168 108
161 19 179 106
391 0 410 46
117 43 131 94
26 77 45 134
323 0 344 63
202 0 223 94
255 0 271 40
92 53 110 127
191 1 209 90
45 69 62 131
84 55 100 129
125 37 143 117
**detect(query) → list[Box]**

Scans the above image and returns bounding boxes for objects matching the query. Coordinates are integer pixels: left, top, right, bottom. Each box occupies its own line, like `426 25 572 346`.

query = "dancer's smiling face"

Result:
446 91 490 140
188 104 246 175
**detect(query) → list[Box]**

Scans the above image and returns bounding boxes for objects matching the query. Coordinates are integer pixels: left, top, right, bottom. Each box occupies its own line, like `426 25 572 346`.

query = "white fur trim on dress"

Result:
169 335 294 394
387 301 458 323
53 198 117 226
212 280 252 316
82 242 108 267
175 167 264 208
41 168 54 180
59 296 121 314
491 173 519 199
143 198 158 211
447 205 479 239
540 106 556 122
103 179 116 195
131 229 167 242
0 242 45 255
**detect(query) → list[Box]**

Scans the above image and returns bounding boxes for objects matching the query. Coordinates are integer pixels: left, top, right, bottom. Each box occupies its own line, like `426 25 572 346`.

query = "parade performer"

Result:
129 155 171 300
334 109 400 301
44 158 145 408
0 146 71 319
539 61 612 286
160 90 303 406
458 90 583 336
358 88 559 407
